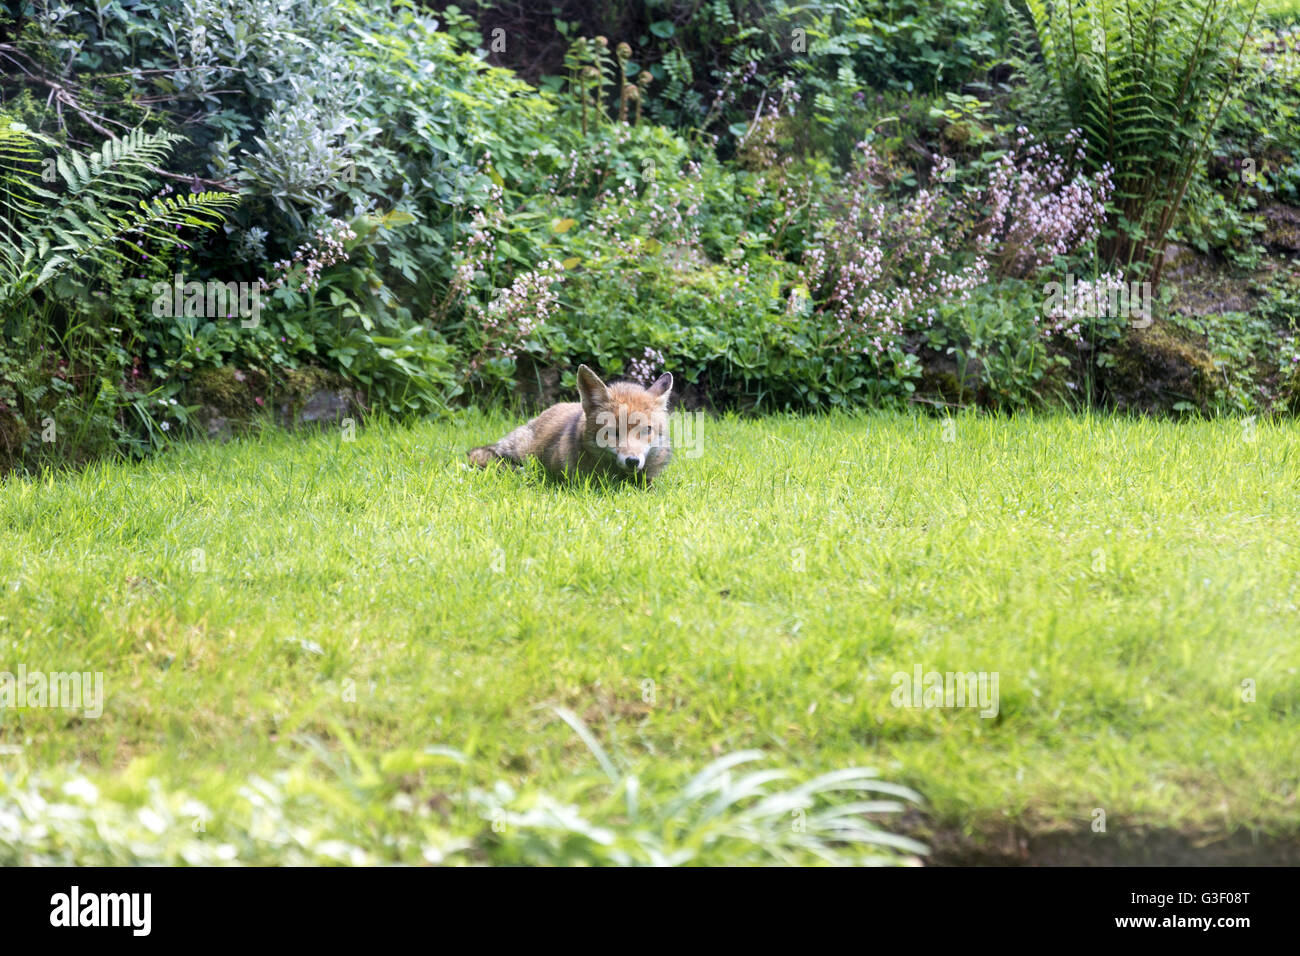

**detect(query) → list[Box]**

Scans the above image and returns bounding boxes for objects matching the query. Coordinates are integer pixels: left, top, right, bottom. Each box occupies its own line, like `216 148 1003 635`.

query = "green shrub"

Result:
1015 0 1263 283
437 1 1010 137
0 118 235 468
8 1 549 414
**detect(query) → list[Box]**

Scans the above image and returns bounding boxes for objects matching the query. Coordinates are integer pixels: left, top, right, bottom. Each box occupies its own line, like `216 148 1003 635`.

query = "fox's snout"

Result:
619 452 645 472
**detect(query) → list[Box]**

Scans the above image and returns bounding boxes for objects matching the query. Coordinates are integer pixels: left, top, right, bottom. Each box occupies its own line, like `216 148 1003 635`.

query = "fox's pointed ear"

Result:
648 371 673 402
576 364 609 411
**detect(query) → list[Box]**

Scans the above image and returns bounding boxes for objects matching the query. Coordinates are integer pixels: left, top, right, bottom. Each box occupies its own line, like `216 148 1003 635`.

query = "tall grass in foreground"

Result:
478 709 925 865
0 710 923 865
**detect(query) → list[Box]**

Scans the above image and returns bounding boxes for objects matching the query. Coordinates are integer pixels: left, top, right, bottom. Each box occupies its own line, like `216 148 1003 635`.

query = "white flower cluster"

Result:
259 218 358 294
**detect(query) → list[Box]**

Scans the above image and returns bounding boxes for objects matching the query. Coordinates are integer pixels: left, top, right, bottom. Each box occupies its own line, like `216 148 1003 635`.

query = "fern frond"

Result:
1011 0 1262 279
55 128 186 213
0 119 52 278
41 190 238 288
0 122 239 309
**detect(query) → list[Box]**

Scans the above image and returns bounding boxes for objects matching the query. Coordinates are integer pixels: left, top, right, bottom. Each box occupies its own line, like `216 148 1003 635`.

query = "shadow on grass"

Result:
464 454 657 497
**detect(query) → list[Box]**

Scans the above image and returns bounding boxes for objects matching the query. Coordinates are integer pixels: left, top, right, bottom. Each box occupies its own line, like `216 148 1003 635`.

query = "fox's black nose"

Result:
621 455 642 471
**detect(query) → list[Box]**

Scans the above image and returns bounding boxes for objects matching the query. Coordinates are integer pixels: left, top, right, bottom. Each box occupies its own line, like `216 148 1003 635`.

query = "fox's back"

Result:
528 401 589 474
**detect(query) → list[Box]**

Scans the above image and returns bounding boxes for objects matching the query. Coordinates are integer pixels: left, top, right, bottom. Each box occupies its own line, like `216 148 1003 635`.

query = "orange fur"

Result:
468 365 673 481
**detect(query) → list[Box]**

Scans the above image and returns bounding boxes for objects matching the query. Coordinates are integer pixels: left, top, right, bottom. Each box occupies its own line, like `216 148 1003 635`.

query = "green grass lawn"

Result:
1 410 1298 864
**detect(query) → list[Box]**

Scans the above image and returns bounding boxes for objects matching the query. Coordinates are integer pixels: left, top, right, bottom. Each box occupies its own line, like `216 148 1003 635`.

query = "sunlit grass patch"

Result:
1 410 1298 862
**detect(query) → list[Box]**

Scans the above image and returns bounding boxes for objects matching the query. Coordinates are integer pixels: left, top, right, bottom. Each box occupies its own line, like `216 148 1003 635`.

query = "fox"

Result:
468 364 674 481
